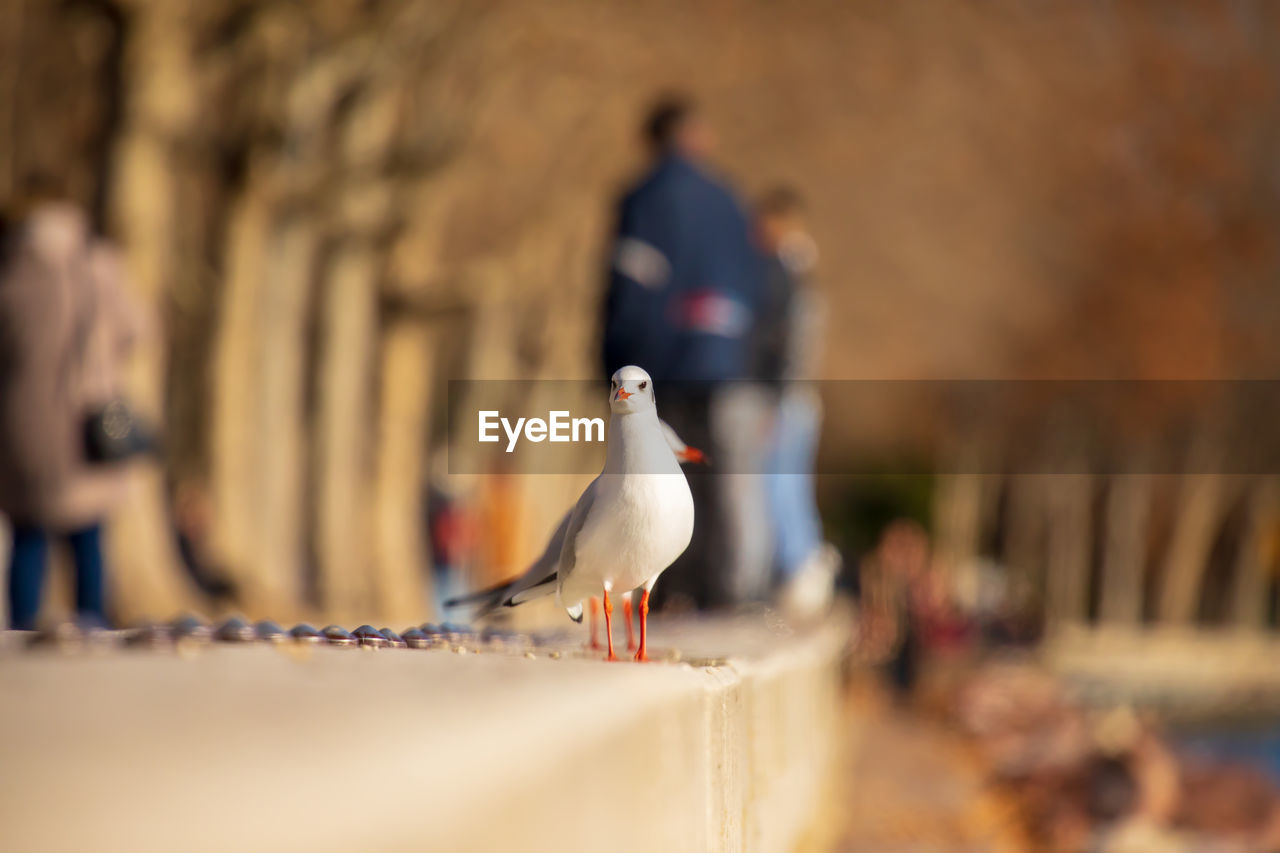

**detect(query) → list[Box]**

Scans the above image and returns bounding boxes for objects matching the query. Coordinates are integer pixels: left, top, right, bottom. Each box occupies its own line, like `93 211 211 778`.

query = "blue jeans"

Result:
766 387 824 578
7 523 106 630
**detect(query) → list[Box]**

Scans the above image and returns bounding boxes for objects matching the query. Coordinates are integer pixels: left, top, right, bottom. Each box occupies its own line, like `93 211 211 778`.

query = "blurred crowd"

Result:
596 93 839 620
431 94 846 627
0 93 845 630
848 517 1280 852
956 664 1280 852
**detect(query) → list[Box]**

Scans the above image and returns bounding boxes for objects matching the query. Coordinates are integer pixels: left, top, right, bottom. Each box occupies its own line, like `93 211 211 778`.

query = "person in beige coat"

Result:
0 200 143 629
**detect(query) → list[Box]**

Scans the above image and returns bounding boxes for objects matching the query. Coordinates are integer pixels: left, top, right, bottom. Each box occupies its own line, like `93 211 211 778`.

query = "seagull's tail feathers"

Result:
444 511 573 616
507 574 557 606
442 579 515 616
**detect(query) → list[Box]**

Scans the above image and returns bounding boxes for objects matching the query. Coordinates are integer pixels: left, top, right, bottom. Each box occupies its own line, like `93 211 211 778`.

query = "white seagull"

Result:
445 365 695 660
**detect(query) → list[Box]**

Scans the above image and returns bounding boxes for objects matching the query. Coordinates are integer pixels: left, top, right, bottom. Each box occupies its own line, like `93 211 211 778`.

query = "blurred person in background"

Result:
426 465 477 620
171 478 238 608
749 187 841 620
857 519 932 695
601 93 767 610
0 177 145 630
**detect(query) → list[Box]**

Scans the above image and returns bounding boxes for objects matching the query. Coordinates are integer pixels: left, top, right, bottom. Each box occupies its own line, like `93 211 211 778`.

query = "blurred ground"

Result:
824 651 1280 853
828 676 1024 853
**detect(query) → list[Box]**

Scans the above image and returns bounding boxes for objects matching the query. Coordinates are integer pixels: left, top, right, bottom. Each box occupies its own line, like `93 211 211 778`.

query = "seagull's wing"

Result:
509 475 599 606
659 419 686 453
660 419 707 465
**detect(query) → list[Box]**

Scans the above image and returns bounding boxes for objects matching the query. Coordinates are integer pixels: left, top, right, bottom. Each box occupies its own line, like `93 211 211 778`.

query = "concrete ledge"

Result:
0 614 849 853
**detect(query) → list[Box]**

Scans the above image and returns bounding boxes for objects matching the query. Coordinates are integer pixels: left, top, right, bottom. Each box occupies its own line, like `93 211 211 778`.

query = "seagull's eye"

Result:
639 381 648 390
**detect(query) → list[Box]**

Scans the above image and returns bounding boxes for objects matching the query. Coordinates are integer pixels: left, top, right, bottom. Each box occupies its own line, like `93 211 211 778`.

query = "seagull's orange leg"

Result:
588 597 602 650
623 592 636 651
602 588 616 661
635 589 650 662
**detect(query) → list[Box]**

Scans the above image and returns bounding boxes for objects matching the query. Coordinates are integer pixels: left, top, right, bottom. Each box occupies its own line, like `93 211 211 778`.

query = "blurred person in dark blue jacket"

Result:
601 94 770 609
602 95 759 383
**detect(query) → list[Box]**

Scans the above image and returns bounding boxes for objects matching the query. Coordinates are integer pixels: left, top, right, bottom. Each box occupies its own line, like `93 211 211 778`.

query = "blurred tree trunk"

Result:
932 473 990 576
372 318 436 622
1158 472 1230 625
251 219 315 614
1044 474 1093 627
105 0 201 621
1230 478 1279 629
1004 475 1047 604
314 245 379 621
210 187 286 612
1099 474 1152 625
0 0 23 200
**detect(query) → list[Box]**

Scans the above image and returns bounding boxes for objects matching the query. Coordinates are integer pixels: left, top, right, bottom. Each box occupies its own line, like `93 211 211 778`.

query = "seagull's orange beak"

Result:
614 387 633 401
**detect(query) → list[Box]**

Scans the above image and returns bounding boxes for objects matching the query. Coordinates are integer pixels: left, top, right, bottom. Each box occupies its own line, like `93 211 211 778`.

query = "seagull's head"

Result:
609 365 655 414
